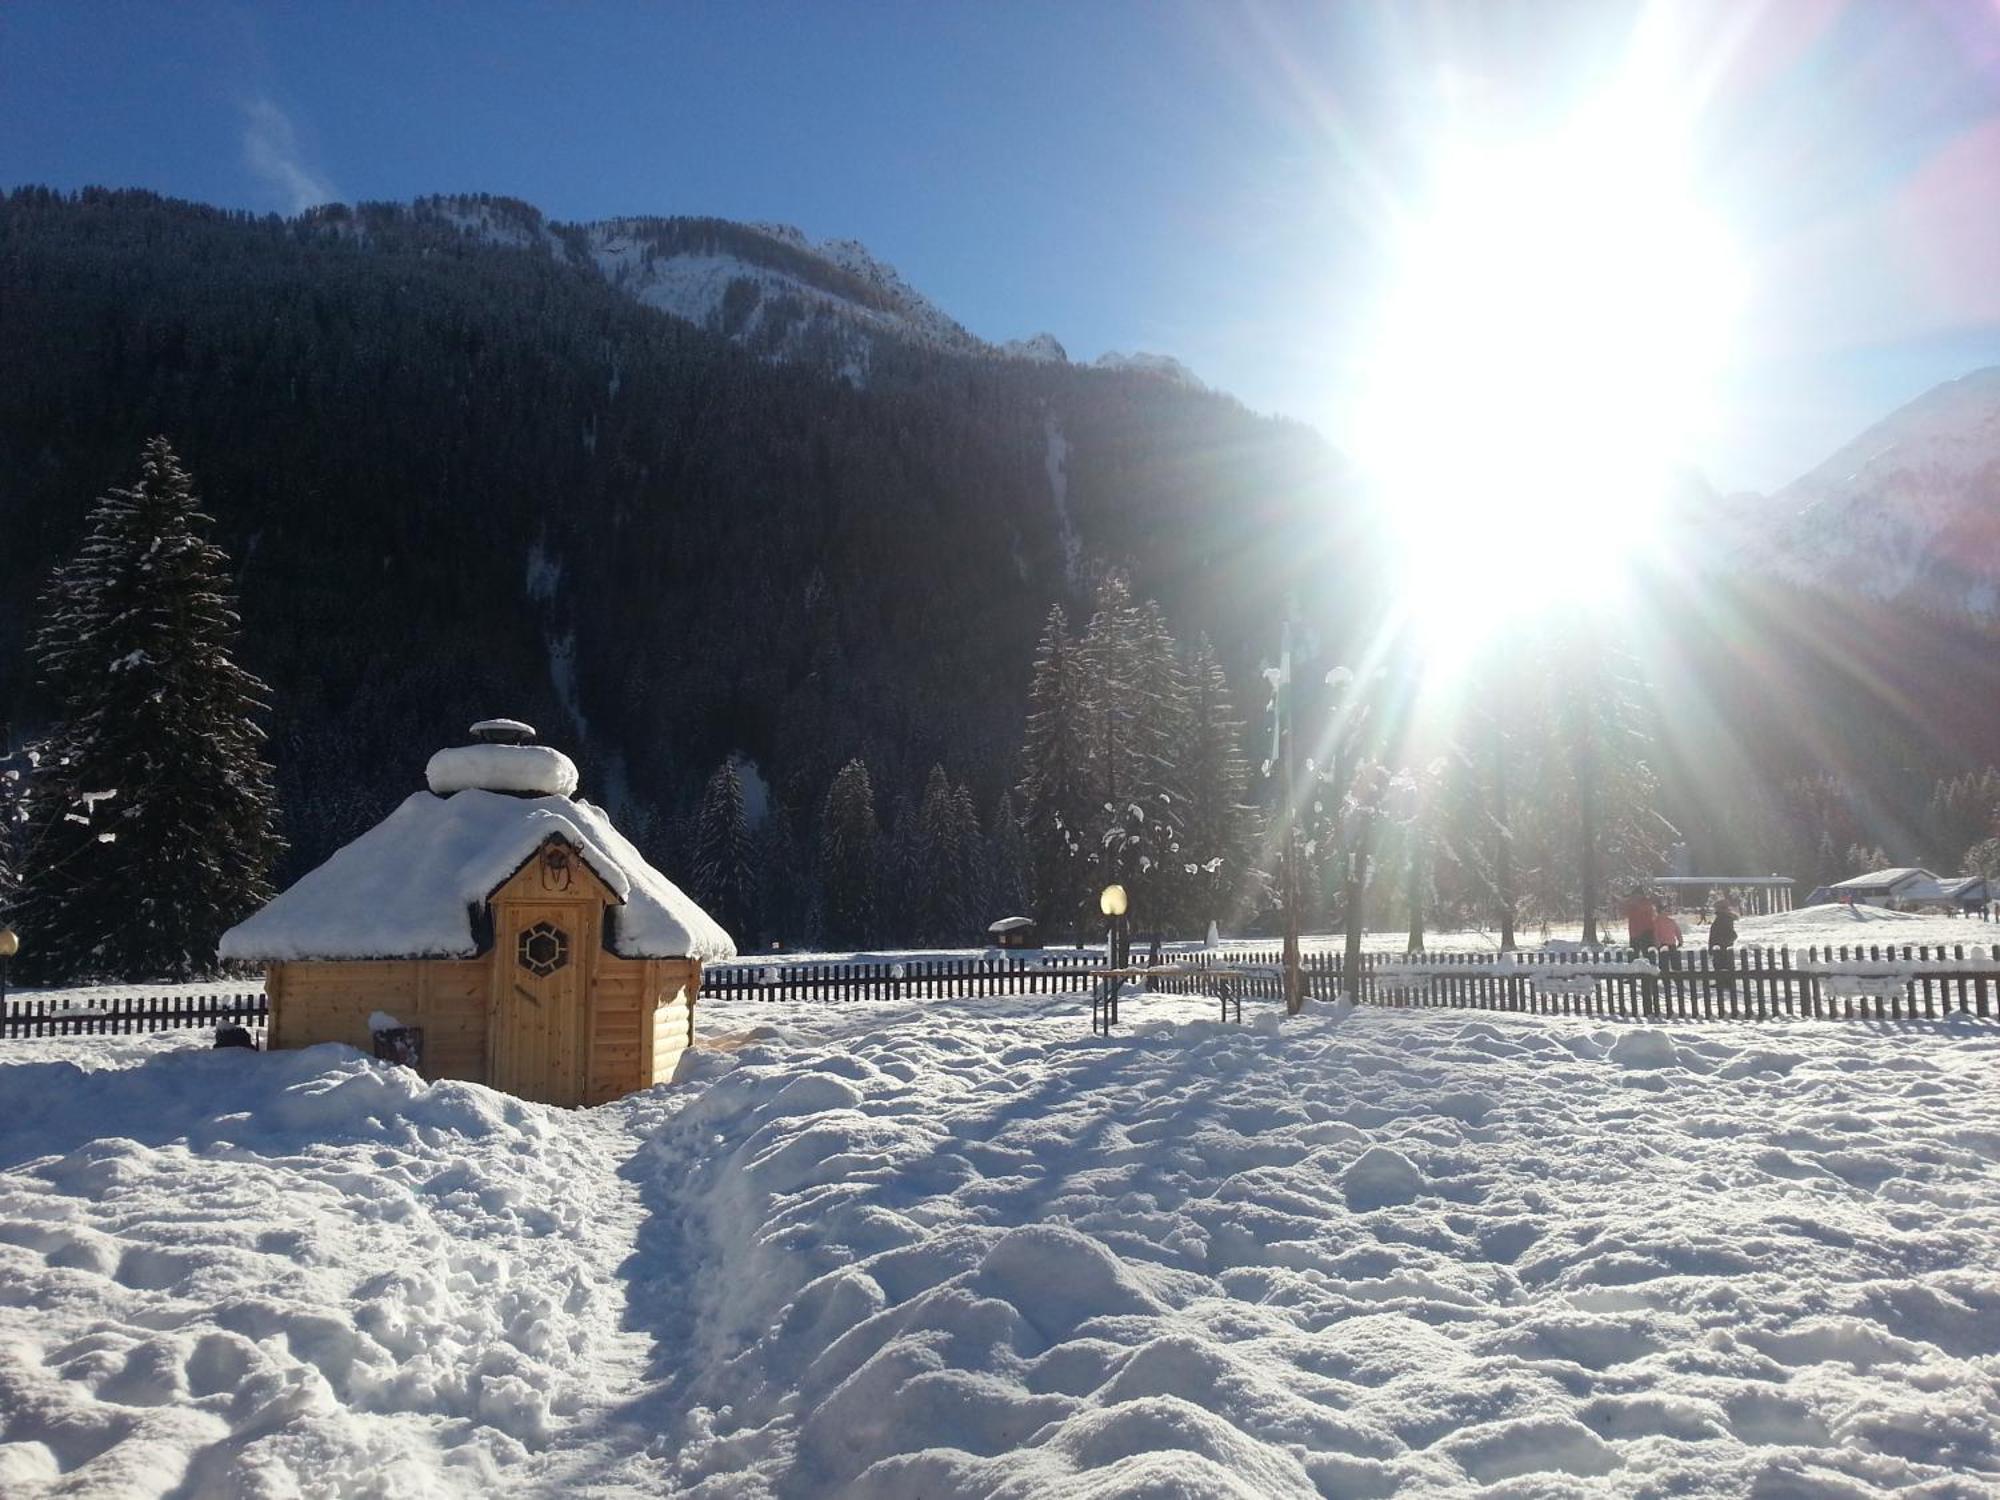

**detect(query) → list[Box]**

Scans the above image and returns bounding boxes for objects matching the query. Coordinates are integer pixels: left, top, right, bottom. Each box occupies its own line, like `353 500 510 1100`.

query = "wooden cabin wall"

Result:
266 958 491 1082
650 959 700 1088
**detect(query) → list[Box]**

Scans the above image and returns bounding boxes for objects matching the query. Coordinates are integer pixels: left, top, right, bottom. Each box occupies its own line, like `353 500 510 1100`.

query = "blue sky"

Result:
2 1 1996 491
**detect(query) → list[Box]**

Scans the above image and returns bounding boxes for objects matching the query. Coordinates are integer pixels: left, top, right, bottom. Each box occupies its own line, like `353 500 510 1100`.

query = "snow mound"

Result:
1342 1144 1427 1207
0 1038 636 1493
1609 1029 1679 1070
976 1224 1165 1340
426 742 578 797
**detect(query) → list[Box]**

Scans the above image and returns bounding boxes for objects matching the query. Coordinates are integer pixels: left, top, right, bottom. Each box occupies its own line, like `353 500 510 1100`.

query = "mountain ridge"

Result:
405 192 1204 388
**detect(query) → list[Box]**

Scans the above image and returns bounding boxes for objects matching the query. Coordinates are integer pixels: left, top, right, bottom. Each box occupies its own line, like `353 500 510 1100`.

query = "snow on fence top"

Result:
220 787 735 963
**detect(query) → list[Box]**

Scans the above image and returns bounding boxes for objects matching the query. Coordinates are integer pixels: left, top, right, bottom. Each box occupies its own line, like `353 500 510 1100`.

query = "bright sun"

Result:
1356 88 1743 649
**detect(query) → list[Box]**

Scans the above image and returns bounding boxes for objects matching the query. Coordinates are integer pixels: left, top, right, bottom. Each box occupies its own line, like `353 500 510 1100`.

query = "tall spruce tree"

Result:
1017 605 1094 936
818 758 879 947
1079 578 1194 940
985 789 1030 921
913 765 968 944
691 758 757 941
17 438 282 980
752 800 808 948
1179 637 1255 933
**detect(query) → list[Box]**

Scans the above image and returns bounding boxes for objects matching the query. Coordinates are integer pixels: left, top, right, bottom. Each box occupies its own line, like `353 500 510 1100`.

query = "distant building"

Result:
1822 868 1989 914
1909 875 1991 914
987 915 1038 949
1827 868 1940 908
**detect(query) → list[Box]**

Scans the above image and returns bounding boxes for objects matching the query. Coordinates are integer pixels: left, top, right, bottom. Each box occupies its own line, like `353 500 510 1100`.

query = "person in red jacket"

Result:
1626 891 1657 951
1652 907 1683 949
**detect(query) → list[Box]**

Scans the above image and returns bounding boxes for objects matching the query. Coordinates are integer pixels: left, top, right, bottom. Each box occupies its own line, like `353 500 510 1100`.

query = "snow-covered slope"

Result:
584 216 986 371
1761 367 2000 619
414 196 1208 388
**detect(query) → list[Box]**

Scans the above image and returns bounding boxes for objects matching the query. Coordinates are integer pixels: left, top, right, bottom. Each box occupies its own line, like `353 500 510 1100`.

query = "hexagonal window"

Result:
516 921 570 977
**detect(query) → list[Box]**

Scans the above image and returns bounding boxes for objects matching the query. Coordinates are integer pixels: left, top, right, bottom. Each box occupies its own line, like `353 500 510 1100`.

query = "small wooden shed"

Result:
220 720 736 1106
987 916 1038 949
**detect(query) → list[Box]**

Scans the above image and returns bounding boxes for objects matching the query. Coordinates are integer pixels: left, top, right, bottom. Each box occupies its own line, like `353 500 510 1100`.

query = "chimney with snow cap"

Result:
426 718 579 798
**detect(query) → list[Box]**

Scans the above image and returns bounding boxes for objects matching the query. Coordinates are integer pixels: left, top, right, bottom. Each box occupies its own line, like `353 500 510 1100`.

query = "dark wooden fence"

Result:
706 943 1999 1023
5 941 1993 1041
2 990 267 1038
701 952 1110 1006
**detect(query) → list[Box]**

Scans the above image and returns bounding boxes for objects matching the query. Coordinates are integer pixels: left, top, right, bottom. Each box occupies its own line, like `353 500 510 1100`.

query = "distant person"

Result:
1708 901 1738 996
1652 907 1683 950
1626 890 1657 951
1708 902 1738 949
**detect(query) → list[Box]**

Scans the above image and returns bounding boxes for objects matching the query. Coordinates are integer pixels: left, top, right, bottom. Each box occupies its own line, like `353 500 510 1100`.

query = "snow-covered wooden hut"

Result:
220 720 736 1106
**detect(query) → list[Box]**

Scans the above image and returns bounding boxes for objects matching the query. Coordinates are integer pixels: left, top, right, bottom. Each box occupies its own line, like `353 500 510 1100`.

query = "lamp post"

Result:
1099 883 1128 973
0 926 18 1008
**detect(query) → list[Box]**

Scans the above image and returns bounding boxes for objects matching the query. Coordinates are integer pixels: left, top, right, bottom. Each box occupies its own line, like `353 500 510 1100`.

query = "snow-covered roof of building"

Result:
987 916 1036 934
221 788 735 963
1829 867 1935 892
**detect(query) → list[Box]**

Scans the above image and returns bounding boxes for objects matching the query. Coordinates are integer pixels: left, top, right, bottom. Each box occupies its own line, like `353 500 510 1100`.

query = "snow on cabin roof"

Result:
987 916 1035 934
220 788 736 963
1830 867 1936 891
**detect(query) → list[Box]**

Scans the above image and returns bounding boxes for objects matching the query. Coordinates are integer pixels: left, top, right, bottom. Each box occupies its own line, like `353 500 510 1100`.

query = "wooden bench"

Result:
1091 965 1247 1034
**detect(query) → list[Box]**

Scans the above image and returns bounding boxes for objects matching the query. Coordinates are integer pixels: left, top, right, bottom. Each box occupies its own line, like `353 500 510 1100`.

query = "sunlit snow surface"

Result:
3 994 1997 1495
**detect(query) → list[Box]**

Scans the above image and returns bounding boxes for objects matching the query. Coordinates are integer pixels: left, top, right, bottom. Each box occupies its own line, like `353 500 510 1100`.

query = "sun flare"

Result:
1357 88 1744 653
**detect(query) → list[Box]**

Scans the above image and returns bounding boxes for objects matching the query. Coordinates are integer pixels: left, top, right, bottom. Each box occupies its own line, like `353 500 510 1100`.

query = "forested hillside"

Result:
6 187 1999 963
0 188 1363 911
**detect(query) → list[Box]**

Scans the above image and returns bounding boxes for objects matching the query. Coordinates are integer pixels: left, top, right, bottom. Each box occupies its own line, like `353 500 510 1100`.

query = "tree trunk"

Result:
1342 816 1374 1001
1405 838 1425 953
1576 718 1600 947
1492 723 1516 952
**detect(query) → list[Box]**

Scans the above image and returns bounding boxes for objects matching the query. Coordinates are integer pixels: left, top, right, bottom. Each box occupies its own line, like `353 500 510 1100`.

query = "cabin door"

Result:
492 902 586 1102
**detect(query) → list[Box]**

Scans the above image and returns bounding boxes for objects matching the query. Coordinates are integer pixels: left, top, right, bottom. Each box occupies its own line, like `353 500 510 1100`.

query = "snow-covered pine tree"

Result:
752 800 808 948
879 790 921 944
985 789 1030 921
913 765 967 944
1078 578 1193 940
1016 604 1094 937
17 437 282 981
1178 636 1255 934
0 745 29 913
1121 599 1193 941
950 780 985 928
818 758 879 947
691 758 757 941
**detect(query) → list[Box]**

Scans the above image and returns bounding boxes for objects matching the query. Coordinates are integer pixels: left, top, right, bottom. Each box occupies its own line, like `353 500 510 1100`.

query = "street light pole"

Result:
0 926 18 1009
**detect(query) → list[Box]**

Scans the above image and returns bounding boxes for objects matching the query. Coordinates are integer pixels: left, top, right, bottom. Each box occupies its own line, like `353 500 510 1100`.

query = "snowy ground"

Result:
3 991 1998 1496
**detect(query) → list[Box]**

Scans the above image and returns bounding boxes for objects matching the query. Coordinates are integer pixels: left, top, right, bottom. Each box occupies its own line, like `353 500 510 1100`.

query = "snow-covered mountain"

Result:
1091 350 1206 390
418 195 1199 387
1760 367 2000 621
